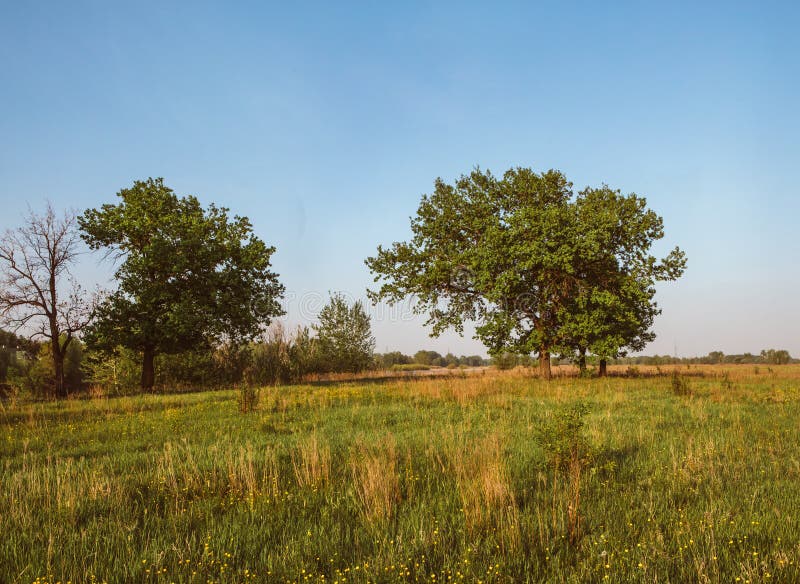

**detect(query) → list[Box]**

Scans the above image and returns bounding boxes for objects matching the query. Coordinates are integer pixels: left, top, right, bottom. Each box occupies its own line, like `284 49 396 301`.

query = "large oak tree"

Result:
80 178 284 390
366 167 685 378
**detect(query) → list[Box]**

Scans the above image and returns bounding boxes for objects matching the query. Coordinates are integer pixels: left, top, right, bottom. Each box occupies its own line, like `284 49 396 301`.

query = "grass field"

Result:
2 365 800 583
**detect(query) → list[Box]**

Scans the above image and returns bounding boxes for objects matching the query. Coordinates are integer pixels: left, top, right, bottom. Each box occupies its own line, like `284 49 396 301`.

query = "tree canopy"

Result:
79 178 284 389
366 167 686 378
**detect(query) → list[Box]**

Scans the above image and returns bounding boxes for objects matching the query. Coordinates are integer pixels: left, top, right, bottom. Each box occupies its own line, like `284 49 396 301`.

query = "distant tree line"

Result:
374 350 488 369
611 349 794 366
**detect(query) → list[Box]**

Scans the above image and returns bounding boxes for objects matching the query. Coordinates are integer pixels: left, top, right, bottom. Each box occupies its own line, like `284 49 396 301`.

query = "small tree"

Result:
314 293 375 373
0 204 90 397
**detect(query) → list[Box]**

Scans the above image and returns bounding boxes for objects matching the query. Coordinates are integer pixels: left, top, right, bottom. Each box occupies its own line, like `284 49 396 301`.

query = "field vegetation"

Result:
3 365 800 583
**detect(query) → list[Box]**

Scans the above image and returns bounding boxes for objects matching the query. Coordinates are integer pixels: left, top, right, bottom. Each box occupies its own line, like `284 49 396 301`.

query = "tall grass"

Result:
2 366 800 582
349 434 400 525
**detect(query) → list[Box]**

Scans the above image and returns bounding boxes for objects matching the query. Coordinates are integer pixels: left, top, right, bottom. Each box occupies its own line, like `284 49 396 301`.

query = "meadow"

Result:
2 365 800 583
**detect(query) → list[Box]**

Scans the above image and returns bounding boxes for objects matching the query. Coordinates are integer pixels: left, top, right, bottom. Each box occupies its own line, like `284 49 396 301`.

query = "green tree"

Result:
79 178 285 390
366 168 685 379
378 351 412 368
0 329 22 383
555 186 686 375
82 346 140 395
413 350 443 366
760 349 791 365
314 293 375 373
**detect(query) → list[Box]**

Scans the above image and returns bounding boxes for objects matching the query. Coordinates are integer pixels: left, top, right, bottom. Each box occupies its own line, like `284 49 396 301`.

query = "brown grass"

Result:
291 433 331 489
445 431 518 545
349 434 401 524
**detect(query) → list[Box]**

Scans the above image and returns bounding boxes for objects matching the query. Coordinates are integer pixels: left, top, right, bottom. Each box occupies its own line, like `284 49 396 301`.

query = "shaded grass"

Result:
3 366 800 582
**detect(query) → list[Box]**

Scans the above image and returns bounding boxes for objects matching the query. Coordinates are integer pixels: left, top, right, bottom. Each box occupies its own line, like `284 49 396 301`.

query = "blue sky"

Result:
1 1 798 357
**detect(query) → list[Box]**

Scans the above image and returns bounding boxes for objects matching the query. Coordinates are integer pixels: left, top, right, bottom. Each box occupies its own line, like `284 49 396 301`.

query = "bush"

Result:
246 323 321 386
238 386 259 413
390 363 430 372
491 352 519 370
535 403 594 544
671 371 692 396
82 346 140 395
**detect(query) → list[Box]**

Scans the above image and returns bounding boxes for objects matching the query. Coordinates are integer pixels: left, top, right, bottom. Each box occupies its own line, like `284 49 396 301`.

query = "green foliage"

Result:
460 355 488 367
389 363 431 372
366 167 686 377
155 350 220 389
535 402 594 472
63 338 85 391
555 186 685 366
535 402 595 544
761 348 791 365
375 351 413 368
491 352 535 369
413 350 442 366
4 338 86 398
79 178 285 388
491 352 520 370
615 350 796 366
82 346 141 395
314 293 375 373
247 324 319 385
0 329 38 383
0 331 15 383
8 345 54 398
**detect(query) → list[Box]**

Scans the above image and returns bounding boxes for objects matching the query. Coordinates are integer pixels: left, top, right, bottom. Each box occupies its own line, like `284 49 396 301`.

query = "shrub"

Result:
246 323 320 386
82 346 140 395
390 363 431 372
671 371 692 396
238 386 259 413
535 402 594 544
626 366 641 378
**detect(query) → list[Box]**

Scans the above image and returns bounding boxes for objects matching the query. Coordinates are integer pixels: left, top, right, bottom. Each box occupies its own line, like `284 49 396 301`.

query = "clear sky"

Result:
1 1 798 358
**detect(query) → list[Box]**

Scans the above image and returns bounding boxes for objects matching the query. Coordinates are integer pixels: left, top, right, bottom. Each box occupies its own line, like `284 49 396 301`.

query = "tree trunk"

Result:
578 347 587 375
598 358 607 377
141 346 156 390
53 346 67 399
540 350 552 380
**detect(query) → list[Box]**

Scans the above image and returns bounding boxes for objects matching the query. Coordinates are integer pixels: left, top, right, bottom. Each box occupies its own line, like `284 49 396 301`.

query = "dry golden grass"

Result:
291 433 331 489
443 430 518 541
349 434 401 524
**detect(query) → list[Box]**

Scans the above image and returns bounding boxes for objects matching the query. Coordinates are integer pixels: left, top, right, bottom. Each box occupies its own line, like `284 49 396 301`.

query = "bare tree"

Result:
0 203 90 397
